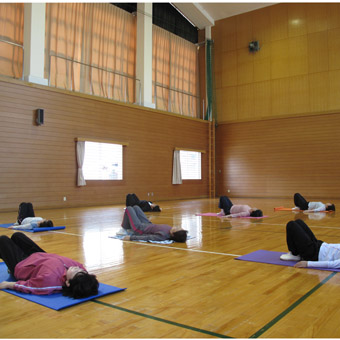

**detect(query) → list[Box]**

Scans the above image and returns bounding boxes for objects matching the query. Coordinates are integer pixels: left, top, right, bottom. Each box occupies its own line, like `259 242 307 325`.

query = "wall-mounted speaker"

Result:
36 109 44 125
249 41 260 53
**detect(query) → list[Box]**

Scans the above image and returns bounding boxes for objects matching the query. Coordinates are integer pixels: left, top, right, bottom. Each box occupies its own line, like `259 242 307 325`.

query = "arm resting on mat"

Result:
223 211 250 218
0 281 16 290
295 260 340 269
8 223 32 230
307 259 340 269
127 233 169 242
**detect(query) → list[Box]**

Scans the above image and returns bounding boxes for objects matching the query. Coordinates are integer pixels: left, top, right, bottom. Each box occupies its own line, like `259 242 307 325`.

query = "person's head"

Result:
62 266 99 299
326 203 335 211
250 209 263 217
38 220 54 228
152 205 161 212
169 226 188 242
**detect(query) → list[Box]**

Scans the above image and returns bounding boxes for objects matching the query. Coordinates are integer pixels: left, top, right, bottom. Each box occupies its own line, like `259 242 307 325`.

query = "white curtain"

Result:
76 141 86 186
172 150 182 184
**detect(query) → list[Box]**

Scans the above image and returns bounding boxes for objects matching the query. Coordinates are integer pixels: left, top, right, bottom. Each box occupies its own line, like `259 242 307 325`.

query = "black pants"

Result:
17 202 35 224
294 193 309 210
219 196 233 215
0 232 45 275
286 219 323 260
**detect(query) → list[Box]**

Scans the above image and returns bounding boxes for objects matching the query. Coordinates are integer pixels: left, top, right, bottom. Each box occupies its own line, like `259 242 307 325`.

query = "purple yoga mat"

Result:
235 250 340 272
195 213 268 219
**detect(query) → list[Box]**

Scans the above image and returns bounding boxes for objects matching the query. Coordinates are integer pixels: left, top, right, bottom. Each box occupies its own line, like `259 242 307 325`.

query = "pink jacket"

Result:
229 205 252 217
14 252 86 295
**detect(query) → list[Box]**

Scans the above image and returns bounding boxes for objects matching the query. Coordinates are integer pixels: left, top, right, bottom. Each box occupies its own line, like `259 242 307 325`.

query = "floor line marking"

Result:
109 238 241 257
249 271 338 338
92 300 233 338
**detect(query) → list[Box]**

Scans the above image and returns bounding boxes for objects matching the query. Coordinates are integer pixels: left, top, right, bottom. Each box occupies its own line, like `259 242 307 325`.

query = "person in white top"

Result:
9 217 53 230
293 193 335 212
280 219 340 269
9 202 54 230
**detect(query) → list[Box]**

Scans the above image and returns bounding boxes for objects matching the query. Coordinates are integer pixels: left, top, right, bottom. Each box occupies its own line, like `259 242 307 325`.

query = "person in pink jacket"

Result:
0 232 98 298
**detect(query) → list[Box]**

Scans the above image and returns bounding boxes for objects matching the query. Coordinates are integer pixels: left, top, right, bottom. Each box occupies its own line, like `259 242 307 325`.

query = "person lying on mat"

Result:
280 219 340 268
9 217 54 230
293 193 335 212
0 232 99 297
126 193 161 212
10 202 54 230
121 206 187 242
217 196 263 218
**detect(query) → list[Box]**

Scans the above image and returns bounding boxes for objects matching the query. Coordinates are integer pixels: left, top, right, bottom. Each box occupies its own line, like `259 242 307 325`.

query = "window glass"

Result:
180 150 201 180
83 141 123 180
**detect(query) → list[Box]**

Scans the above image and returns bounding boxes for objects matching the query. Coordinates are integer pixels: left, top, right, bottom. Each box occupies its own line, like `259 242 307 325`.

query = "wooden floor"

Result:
1 197 340 338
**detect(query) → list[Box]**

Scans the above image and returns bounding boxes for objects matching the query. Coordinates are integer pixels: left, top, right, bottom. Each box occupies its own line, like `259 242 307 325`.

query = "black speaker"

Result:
36 109 44 125
249 41 260 52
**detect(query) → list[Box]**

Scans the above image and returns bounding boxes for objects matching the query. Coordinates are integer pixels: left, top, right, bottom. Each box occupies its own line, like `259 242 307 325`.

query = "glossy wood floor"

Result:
1 197 340 338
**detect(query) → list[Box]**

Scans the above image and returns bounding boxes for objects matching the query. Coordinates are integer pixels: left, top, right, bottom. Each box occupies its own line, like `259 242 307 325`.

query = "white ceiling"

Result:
172 2 276 30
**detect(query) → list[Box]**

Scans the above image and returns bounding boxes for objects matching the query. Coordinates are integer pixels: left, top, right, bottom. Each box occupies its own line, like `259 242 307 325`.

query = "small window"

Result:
180 150 201 180
83 141 123 180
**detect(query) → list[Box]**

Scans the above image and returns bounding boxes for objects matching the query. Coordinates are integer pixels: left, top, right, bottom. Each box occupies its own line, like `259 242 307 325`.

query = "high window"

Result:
45 3 136 103
0 3 24 79
152 25 199 118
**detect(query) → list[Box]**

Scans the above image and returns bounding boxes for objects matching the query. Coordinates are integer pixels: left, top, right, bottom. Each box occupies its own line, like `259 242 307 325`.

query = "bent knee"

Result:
0 235 11 245
286 221 297 232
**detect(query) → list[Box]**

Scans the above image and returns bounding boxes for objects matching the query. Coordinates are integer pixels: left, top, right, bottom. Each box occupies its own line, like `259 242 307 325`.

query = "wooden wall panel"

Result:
215 114 340 199
0 78 209 212
212 3 340 123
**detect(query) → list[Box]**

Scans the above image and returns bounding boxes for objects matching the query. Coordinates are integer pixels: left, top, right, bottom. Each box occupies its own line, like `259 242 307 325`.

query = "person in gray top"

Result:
122 206 187 242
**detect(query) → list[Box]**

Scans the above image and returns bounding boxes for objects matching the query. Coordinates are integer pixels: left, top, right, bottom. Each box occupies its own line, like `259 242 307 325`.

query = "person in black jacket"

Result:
125 193 161 212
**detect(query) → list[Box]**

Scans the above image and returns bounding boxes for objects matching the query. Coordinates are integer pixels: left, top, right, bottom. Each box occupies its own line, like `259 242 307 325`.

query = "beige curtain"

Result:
0 3 24 79
76 141 86 186
153 26 170 112
172 150 182 184
153 25 199 118
45 3 136 103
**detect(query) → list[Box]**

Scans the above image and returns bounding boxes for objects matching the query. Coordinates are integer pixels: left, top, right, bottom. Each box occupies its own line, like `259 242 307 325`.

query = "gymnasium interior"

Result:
1 2 340 338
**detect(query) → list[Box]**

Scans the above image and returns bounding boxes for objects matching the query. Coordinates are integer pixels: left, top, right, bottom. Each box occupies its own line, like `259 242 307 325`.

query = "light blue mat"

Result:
0 262 126 310
0 223 65 232
110 235 175 244
110 230 195 244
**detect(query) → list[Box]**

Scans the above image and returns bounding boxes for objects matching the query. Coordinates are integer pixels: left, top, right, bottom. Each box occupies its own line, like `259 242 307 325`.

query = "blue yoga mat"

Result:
0 223 65 232
0 262 126 310
235 250 340 272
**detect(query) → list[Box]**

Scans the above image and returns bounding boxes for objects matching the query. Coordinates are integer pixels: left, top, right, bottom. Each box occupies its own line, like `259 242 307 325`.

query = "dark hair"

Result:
39 220 54 228
171 230 188 242
250 209 263 217
62 273 99 299
152 205 161 212
326 204 335 212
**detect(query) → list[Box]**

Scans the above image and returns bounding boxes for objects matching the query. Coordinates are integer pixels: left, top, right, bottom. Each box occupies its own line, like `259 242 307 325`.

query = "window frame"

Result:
176 147 205 181
76 138 128 181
